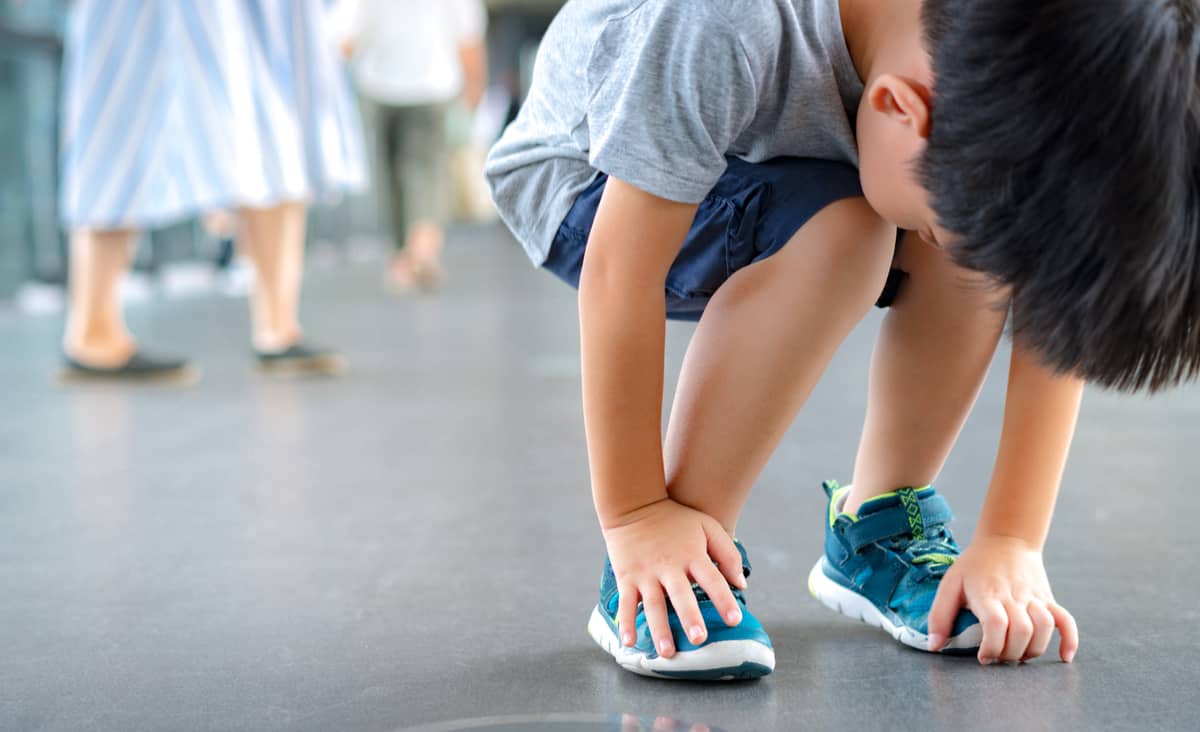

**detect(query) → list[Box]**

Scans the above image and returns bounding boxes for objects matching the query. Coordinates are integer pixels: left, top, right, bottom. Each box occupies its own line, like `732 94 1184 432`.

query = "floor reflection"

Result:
69 388 133 528
399 713 728 732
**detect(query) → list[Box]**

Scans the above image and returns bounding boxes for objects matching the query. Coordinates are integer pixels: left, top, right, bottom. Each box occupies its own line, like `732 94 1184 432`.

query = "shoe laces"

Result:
692 584 748 606
887 525 961 580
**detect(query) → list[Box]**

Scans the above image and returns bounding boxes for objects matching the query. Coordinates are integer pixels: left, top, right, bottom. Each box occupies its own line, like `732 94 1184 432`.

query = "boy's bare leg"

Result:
665 198 895 532
63 228 139 367
238 202 307 352
844 232 1008 514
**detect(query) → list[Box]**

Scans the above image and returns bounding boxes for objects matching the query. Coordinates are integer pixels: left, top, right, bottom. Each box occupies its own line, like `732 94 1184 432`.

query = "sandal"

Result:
255 343 347 377
59 350 199 385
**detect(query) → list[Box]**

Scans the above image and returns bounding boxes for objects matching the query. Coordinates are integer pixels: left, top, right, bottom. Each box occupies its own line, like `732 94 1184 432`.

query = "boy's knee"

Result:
788 197 896 296
804 197 894 260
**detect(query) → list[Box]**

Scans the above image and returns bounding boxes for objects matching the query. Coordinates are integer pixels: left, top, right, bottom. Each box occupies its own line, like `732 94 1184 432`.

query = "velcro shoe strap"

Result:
603 540 753 613
845 494 954 553
735 540 753 579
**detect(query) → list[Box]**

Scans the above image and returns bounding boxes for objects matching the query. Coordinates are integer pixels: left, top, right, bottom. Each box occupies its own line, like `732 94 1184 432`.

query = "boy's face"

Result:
855 69 951 248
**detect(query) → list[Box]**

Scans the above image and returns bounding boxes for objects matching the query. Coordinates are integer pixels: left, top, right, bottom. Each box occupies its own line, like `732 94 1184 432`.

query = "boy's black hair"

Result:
921 0 1200 392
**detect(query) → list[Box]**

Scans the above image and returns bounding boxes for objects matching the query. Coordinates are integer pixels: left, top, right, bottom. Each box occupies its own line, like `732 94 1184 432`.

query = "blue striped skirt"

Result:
59 0 367 230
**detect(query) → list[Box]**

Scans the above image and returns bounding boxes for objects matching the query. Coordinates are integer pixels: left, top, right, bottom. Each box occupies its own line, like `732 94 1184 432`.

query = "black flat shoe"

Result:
255 343 346 377
59 350 200 385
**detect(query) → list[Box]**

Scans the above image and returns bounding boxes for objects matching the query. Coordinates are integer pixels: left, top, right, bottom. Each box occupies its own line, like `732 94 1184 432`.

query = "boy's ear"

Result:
868 74 933 139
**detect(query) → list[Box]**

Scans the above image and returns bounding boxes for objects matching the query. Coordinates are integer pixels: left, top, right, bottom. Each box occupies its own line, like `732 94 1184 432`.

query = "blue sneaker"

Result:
808 480 982 653
587 541 775 680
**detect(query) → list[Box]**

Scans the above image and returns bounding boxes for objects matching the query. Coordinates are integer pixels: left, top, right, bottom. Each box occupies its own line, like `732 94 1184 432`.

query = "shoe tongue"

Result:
856 487 934 518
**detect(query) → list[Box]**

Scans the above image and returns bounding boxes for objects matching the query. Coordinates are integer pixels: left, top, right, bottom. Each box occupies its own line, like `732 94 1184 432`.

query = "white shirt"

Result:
339 0 487 106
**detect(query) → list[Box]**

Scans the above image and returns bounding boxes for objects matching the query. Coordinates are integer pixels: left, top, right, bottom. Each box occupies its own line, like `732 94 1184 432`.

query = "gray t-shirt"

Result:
485 0 865 266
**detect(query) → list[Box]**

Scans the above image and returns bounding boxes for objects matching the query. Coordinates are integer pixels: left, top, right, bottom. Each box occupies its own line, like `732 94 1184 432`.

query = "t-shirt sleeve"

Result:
585 3 758 204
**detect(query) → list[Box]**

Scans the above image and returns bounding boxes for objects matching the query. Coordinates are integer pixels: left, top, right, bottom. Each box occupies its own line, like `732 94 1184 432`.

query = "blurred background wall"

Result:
0 0 66 298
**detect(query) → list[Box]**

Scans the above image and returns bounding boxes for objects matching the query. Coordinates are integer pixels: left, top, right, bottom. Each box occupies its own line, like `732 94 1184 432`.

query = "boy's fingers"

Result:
1024 601 1056 661
975 598 1008 664
663 574 707 646
1048 602 1079 663
705 528 747 589
616 581 638 647
1001 601 1034 664
927 572 963 651
691 561 742 627
640 584 674 658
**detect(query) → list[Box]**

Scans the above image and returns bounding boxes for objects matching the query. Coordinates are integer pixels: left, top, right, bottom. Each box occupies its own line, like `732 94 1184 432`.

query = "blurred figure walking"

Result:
340 0 487 292
60 0 366 382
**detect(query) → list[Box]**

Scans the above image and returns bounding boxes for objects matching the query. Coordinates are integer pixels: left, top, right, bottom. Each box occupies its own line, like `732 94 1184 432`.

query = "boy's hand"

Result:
602 499 747 659
929 534 1078 665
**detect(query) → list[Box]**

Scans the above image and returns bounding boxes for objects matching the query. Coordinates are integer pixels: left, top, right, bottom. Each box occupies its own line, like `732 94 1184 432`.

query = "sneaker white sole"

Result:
807 558 982 653
587 605 775 680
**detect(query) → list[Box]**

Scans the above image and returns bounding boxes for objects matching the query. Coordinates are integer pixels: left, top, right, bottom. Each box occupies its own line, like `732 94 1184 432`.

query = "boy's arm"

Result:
928 341 1083 663
582 178 747 657
977 342 1082 547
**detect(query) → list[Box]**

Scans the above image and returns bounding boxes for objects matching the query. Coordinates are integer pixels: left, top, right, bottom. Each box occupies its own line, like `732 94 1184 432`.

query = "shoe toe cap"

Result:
632 603 773 655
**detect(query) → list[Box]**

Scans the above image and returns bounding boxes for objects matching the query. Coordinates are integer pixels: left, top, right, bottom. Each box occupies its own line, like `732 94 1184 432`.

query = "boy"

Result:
485 0 1200 679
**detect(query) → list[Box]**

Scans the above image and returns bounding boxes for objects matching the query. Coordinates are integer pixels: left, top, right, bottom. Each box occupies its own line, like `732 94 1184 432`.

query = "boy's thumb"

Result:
927 574 962 652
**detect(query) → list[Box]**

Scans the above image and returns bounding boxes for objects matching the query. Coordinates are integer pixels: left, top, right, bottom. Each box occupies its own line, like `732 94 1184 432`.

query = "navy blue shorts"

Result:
543 157 906 322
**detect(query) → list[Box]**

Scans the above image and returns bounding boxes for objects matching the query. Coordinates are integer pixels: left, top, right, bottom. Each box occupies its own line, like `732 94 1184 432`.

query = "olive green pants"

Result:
369 101 449 251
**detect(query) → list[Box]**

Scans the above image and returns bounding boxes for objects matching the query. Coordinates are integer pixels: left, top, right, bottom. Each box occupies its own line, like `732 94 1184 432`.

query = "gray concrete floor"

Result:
2 225 1199 732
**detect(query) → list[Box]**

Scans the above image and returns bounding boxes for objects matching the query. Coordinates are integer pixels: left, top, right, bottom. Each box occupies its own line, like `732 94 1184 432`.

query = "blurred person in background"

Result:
339 0 487 292
484 0 560 126
59 0 366 382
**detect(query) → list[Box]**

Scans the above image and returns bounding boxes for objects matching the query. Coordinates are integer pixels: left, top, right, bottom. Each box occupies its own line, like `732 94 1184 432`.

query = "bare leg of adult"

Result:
389 225 447 292
63 228 138 367
239 202 306 352
403 221 446 290
61 229 195 382
240 202 345 375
